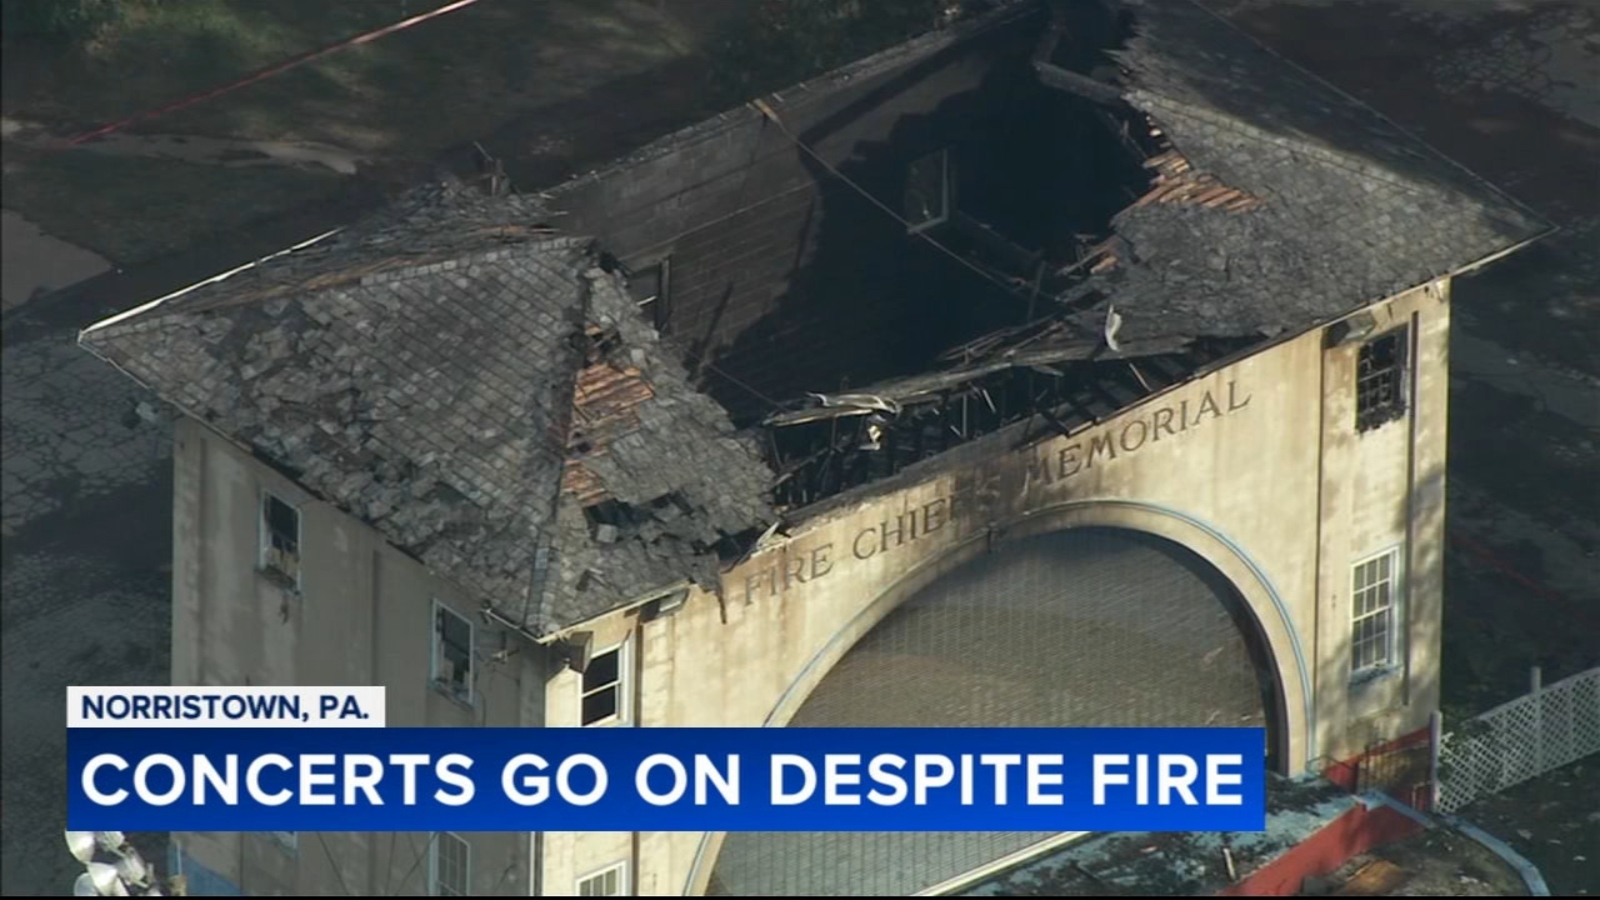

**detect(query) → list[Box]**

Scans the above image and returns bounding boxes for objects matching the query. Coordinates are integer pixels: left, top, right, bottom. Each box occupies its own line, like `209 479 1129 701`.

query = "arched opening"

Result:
707 526 1285 896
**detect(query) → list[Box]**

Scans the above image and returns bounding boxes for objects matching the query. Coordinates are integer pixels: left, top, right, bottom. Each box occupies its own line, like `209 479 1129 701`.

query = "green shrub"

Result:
2 0 127 44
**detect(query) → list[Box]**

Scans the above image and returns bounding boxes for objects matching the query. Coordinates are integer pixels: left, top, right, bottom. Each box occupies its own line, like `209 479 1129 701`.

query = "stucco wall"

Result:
533 281 1450 895
166 277 1448 896
168 418 546 896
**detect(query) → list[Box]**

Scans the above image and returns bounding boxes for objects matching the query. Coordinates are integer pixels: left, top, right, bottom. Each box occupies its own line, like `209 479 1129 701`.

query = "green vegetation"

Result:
705 0 951 107
1 1 688 150
1 0 127 44
0 1 693 266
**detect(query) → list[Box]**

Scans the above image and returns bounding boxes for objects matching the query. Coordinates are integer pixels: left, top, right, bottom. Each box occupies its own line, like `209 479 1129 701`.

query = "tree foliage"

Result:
2 0 127 44
706 0 953 107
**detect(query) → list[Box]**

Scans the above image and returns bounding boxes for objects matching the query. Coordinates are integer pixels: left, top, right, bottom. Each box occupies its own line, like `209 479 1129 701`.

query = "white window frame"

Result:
579 640 630 727
258 489 302 590
428 831 471 897
576 861 630 897
1350 547 1402 677
430 600 476 707
905 148 952 235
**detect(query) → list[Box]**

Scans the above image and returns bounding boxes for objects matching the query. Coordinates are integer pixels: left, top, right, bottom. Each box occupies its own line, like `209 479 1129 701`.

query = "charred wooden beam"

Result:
1034 61 1129 108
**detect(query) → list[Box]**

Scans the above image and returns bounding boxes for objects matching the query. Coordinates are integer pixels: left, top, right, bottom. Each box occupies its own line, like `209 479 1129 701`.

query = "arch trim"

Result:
684 498 1315 896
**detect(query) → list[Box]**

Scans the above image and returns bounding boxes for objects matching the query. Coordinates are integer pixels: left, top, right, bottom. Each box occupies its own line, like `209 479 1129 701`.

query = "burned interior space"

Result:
559 1 1269 516
83 0 1544 643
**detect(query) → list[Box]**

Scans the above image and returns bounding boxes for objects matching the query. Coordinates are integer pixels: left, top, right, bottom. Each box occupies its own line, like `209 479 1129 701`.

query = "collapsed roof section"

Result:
80 181 775 637
760 0 1551 513
1047 0 1551 343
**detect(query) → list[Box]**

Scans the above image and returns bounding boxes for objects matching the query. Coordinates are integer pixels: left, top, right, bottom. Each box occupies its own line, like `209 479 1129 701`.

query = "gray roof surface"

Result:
81 182 774 636
1054 0 1551 343
79 0 1554 635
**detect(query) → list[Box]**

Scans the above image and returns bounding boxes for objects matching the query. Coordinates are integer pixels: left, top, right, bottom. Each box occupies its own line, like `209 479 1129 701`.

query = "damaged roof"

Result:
1049 0 1553 344
80 181 775 637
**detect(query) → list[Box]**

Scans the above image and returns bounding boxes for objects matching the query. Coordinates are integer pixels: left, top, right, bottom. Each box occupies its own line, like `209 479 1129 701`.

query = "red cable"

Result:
59 0 488 148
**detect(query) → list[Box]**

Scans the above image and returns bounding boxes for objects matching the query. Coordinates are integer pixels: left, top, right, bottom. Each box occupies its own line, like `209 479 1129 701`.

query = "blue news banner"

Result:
67 727 1267 833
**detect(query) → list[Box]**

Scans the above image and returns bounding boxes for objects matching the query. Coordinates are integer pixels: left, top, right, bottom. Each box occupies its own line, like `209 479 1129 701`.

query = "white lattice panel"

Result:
1437 667 1600 814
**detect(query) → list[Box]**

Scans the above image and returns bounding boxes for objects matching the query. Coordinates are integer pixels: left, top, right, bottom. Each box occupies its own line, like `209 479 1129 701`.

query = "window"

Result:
429 832 470 897
580 643 626 726
1355 328 1408 431
431 601 474 705
259 492 301 588
904 149 951 234
1351 550 1400 675
577 862 629 897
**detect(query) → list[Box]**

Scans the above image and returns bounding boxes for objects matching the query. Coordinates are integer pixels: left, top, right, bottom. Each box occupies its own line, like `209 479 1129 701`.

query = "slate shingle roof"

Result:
80 181 775 636
1055 0 1552 343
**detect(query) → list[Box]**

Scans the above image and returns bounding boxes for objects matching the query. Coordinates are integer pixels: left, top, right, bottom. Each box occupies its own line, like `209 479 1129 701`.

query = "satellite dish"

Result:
66 831 97 864
1103 303 1123 353
86 861 129 896
73 873 99 896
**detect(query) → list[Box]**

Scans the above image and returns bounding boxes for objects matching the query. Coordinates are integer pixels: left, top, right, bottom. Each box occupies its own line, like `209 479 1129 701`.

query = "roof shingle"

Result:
81 181 775 636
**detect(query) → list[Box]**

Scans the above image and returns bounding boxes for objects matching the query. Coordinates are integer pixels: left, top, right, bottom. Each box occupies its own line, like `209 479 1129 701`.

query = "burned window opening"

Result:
904 148 952 234
431 601 474 705
1356 328 1409 432
260 492 301 589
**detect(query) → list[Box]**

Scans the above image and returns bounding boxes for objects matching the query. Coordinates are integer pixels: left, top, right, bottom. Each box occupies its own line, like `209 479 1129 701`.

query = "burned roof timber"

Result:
749 0 1549 514
78 0 1551 636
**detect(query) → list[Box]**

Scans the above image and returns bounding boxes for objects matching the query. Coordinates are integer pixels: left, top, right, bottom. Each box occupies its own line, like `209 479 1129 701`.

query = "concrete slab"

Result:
0 210 110 312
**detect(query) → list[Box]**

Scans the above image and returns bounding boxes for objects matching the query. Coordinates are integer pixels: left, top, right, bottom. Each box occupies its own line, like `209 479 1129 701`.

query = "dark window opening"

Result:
432 831 470 896
260 493 300 587
904 149 951 233
1356 328 1408 432
581 646 623 725
432 603 474 704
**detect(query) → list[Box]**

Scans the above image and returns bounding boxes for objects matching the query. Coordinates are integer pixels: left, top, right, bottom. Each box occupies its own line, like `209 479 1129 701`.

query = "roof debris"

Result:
80 180 776 636
78 0 1555 630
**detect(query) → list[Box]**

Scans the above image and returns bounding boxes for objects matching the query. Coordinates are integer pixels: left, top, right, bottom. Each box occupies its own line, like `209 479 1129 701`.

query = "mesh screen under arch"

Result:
706 525 1283 897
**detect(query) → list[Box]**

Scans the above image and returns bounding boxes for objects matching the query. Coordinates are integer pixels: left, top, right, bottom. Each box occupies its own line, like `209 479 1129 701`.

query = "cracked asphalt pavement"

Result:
2 1 1597 896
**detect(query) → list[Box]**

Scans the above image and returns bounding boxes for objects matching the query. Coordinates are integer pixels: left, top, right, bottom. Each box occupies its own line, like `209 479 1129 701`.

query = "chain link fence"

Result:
1436 666 1600 815
708 526 1278 896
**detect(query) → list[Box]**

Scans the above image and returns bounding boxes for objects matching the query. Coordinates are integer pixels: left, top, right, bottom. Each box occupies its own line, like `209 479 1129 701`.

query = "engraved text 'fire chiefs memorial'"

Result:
739 381 1251 605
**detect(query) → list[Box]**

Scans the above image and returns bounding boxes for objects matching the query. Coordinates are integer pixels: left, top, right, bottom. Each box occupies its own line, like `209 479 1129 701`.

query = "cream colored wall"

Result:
1314 280 1451 756
168 419 546 896
538 282 1452 895
164 278 1451 896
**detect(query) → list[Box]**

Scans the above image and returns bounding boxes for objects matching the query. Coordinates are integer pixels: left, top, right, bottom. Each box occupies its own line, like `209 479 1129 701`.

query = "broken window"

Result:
1351 550 1399 675
259 492 301 588
578 862 629 896
431 601 474 705
1355 328 1407 432
627 258 671 332
581 644 626 726
429 832 470 896
905 149 951 234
